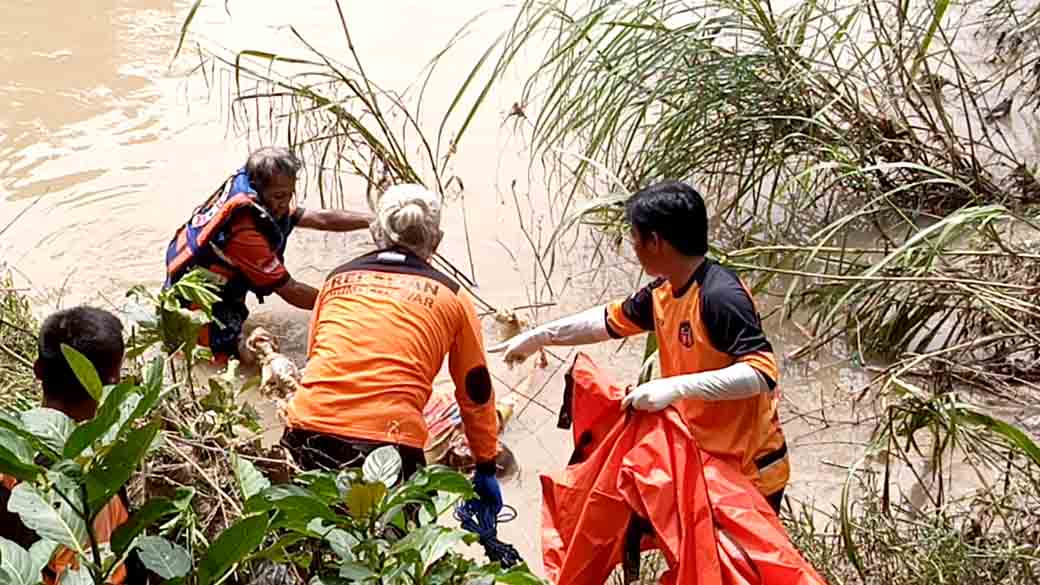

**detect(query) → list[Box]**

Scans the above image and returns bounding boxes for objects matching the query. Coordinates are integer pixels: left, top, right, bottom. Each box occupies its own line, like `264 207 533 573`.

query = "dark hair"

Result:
245 146 302 195
37 307 124 403
624 180 709 256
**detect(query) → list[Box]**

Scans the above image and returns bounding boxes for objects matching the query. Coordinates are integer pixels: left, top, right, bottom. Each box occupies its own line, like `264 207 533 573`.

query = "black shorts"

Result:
280 427 426 480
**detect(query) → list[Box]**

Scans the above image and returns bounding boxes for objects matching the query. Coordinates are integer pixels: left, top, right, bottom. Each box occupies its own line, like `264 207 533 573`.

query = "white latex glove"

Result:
621 363 770 412
487 327 550 366
488 306 611 366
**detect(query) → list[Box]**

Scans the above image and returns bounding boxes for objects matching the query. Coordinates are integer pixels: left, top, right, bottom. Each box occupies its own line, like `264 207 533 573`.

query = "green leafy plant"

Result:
126 268 221 394
197 359 262 439
126 269 220 359
0 349 168 585
0 346 545 585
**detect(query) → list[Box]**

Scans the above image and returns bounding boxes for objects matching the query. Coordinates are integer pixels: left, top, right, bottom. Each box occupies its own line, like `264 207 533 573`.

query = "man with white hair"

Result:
164 146 373 361
282 183 503 521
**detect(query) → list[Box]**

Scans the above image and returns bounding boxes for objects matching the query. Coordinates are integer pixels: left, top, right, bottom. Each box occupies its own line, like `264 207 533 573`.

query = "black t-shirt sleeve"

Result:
606 278 662 338
700 267 773 359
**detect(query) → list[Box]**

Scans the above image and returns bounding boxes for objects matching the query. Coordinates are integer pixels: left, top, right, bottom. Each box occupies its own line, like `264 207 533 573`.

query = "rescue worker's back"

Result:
286 249 499 464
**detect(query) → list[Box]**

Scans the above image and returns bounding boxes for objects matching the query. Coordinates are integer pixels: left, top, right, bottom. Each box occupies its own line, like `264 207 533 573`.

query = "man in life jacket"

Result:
164 146 373 361
491 181 791 512
0 307 138 584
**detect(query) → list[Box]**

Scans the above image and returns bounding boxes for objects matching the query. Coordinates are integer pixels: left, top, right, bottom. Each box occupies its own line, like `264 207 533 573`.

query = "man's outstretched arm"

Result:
297 208 373 232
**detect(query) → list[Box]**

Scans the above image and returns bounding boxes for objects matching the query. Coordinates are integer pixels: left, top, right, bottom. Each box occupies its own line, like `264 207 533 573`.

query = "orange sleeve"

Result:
219 213 291 293
738 351 780 386
605 279 662 338
448 292 498 464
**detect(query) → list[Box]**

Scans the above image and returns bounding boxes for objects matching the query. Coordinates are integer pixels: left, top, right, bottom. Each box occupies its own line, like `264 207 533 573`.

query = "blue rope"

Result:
454 499 523 568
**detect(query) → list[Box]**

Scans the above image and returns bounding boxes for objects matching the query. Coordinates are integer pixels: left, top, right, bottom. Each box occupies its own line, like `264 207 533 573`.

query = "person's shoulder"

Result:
697 260 760 317
635 276 668 298
325 250 462 294
224 205 263 230
699 260 747 297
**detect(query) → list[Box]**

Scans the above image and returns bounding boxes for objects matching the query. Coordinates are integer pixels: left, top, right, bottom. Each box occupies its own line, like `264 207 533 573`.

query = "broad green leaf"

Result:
305 519 357 562
383 466 472 516
0 443 41 482
8 483 87 554
0 537 34 585
410 465 473 495
391 525 468 573
84 420 161 514
363 446 401 487
64 383 136 459
380 563 412 583
959 409 1040 467
197 513 270 585
171 488 195 511
248 485 337 528
249 533 309 563
129 357 165 422
97 394 141 448
21 409 75 455
110 496 182 556
325 528 357 562
60 345 103 402
0 427 34 464
29 540 57 581
232 455 270 501
296 471 340 504
338 562 375 581
345 483 386 519
136 536 191 579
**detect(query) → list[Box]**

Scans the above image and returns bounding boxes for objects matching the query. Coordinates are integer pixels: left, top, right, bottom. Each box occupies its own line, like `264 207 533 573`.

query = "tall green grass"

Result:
476 0 1040 581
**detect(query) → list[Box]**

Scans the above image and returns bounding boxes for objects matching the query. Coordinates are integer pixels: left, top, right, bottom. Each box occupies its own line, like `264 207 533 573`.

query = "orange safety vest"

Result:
1 476 129 585
540 353 827 585
163 169 298 300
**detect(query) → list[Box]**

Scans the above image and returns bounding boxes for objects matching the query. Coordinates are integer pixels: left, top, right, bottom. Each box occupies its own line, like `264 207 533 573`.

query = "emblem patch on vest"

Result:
678 321 694 348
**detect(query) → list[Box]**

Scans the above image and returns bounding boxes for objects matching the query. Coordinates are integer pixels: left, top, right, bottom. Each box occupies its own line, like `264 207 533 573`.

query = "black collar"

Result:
672 258 711 298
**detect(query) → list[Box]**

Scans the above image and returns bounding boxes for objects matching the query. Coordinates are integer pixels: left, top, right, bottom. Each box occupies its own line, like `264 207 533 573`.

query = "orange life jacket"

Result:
0 476 129 585
164 169 297 301
540 353 827 585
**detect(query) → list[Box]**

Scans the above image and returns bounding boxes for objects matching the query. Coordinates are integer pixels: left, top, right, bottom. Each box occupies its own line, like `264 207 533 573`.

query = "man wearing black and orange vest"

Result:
164 146 372 361
0 307 138 584
491 180 790 513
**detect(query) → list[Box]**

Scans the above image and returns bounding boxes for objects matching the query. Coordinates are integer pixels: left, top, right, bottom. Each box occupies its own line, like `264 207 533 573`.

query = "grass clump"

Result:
0 268 38 410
